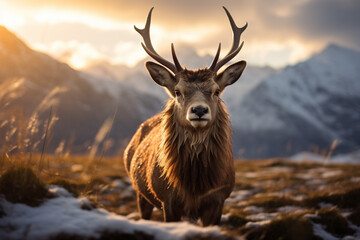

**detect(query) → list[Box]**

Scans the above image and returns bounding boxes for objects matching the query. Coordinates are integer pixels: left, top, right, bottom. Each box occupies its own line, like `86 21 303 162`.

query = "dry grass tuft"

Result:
304 185 360 209
312 207 355 237
247 196 298 212
0 167 48 206
48 178 80 197
348 205 360 226
244 213 321 240
185 234 237 240
49 231 155 240
223 212 249 228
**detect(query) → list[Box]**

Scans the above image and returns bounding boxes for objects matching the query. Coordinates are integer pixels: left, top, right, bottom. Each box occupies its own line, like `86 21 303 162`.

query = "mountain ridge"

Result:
1 25 359 158
0 26 162 155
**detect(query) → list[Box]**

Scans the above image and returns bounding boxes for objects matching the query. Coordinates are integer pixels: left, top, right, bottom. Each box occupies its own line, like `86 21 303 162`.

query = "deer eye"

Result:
214 89 221 96
174 90 181 97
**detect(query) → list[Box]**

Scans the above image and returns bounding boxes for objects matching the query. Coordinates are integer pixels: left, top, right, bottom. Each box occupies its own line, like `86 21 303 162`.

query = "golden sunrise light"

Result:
1 1 360 239
2 0 355 70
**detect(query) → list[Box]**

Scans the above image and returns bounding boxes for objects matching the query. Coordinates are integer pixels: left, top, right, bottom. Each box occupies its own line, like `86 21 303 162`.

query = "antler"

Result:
135 7 183 73
209 7 248 72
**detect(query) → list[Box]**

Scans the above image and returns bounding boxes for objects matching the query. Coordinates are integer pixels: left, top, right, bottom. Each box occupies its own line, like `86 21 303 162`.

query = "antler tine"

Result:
209 43 221 71
212 7 247 72
223 7 248 55
171 43 183 72
135 8 181 73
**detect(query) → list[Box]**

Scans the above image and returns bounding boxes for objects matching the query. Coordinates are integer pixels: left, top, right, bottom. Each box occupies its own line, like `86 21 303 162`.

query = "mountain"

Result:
82 44 221 101
231 44 360 157
80 41 360 158
83 45 277 102
0 26 162 155
2 25 359 158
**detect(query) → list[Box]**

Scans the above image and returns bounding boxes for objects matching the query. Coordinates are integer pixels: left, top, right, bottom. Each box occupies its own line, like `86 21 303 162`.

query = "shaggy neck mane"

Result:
158 99 233 199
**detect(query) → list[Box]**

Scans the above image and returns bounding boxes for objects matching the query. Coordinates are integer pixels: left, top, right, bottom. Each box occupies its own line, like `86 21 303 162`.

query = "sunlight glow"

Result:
34 8 132 31
0 1 329 69
244 40 313 67
113 42 147 67
34 41 106 69
0 3 26 28
168 26 219 43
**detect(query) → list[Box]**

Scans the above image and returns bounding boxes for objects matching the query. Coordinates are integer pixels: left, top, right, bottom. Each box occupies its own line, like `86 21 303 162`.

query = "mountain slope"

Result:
3 25 359 158
0 26 162 154
232 44 360 157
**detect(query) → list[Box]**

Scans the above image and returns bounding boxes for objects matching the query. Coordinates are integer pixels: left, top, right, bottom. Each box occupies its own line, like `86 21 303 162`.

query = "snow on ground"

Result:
289 150 360 164
1 156 360 240
312 223 339 240
225 190 252 205
0 186 225 240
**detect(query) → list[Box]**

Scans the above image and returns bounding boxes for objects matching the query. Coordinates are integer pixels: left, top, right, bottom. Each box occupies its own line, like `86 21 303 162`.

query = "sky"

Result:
0 0 359 69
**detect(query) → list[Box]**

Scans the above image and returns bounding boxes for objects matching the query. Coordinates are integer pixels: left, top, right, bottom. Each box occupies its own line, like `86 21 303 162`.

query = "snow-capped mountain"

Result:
84 42 360 158
0 26 162 154
231 44 360 157
2 25 359 158
82 44 220 101
82 44 277 102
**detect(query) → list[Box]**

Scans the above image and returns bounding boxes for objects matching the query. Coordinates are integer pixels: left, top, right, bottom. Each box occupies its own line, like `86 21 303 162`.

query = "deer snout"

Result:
191 107 209 118
186 103 211 128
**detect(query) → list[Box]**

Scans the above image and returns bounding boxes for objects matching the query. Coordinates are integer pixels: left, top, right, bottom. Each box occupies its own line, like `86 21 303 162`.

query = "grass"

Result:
2 73 360 239
48 178 80 197
303 184 360 209
247 196 298 212
244 213 322 240
348 206 360 226
0 166 48 206
1 151 360 239
312 207 355 238
226 213 249 228
49 231 155 240
1 154 360 239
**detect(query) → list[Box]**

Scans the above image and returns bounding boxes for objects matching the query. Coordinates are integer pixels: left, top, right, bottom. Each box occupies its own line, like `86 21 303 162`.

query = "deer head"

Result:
135 7 247 130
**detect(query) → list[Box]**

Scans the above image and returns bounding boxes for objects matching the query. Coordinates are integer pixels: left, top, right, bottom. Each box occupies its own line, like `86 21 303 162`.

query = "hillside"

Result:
84 43 360 159
1 26 360 159
232 44 360 157
0 26 162 155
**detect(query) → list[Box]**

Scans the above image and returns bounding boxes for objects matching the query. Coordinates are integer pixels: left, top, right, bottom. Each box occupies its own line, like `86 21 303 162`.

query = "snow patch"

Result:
290 151 360 164
0 186 226 240
312 223 338 240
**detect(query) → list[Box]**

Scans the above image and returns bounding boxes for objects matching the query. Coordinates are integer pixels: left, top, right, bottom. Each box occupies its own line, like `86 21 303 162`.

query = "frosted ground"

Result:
1 151 360 240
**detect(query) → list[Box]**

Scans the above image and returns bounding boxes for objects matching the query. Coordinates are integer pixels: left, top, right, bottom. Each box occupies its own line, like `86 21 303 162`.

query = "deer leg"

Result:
162 201 182 222
137 193 153 220
200 200 224 226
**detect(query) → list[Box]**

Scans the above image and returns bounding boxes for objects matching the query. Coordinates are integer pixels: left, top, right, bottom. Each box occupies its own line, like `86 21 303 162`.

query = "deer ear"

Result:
216 60 246 89
146 61 176 90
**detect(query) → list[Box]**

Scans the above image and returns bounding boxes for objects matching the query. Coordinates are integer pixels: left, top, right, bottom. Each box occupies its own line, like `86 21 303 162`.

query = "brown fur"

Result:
123 69 236 226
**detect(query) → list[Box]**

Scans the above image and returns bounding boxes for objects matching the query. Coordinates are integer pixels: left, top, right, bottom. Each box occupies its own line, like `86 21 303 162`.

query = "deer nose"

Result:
191 107 209 118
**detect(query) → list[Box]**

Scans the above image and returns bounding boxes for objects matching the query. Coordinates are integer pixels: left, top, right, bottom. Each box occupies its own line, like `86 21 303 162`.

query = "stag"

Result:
124 7 247 226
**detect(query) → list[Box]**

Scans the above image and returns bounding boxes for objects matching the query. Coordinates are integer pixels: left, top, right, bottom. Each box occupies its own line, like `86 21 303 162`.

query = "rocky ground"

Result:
1 155 360 239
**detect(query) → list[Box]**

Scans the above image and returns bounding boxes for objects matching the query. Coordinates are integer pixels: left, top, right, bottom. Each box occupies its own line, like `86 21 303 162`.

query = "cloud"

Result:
34 40 106 69
293 0 360 48
3 0 360 68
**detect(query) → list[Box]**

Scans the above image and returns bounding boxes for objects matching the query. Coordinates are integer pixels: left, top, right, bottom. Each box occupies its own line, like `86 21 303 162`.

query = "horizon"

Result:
1 1 359 70
0 24 356 72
